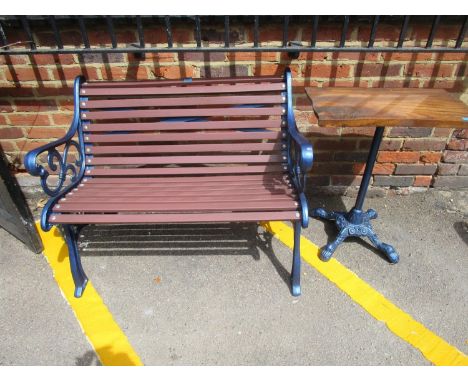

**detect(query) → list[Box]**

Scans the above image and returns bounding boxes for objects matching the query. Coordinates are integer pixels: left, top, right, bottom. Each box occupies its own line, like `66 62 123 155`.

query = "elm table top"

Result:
305 88 468 128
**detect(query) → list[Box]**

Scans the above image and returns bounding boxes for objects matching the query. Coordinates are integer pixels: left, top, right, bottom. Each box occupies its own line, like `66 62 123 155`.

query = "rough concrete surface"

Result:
0 190 466 365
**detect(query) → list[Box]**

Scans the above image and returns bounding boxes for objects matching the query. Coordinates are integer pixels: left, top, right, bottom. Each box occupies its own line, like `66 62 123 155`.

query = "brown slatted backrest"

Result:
80 76 288 179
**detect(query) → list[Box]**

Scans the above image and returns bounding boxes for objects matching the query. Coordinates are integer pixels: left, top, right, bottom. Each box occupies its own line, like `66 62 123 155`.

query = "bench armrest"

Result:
24 76 85 197
284 68 314 227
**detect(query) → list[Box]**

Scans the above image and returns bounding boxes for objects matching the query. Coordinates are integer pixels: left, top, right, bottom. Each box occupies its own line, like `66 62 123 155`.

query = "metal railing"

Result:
0 15 467 55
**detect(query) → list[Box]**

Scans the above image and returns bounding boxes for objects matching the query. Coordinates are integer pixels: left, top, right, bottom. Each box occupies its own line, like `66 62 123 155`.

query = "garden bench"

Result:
25 68 313 298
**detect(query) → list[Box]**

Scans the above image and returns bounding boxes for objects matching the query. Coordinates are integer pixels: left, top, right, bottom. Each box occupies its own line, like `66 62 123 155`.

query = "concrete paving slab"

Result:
78 223 428 365
0 190 466 365
0 228 98 366
304 190 468 354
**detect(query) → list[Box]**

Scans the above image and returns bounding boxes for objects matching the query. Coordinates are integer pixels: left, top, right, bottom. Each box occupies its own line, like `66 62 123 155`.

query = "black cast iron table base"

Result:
311 126 399 263
311 207 399 263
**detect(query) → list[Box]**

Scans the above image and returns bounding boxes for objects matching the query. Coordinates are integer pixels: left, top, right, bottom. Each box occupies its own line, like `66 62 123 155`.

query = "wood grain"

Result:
305 88 468 128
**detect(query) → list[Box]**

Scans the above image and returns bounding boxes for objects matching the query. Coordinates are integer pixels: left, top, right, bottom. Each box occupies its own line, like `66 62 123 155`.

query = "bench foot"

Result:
311 207 399 264
62 224 89 298
290 220 302 296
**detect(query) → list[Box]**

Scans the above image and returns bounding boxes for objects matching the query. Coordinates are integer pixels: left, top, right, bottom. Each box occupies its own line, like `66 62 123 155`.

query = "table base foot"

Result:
311 207 399 264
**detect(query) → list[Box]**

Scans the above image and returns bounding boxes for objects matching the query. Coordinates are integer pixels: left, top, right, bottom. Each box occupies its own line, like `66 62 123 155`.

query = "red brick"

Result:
420 152 443 163
329 52 380 62
153 65 194 79
404 63 455 78
322 79 371 88
21 141 52 152
432 128 453 138
0 140 18 152
331 175 363 186
5 67 51 82
303 126 341 137
51 114 73 126
443 150 468 163
359 138 403 151
402 138 447 151
371 79 420 88
388 127 432 138
313 139 356 151
354 63 403 77
313 163 355 175
419 79 464 91
0 115 7 125
446 139 467 151
8 114 51 126
413 176 432 187
201 65 249 78
381 52 433 62
14 100 57 112
341 127 376 137
312 152 334 161
454 129 468 139
395 164 437 175
377 151 420 163
31 54 75 66
297 52 328 61
0 127 24 139
57 99 75 111
432 52 468 61
183 52 226 62
254 63 300 77
352 163 395 175
305 64 352 78
232 52 278 62
437 163 460 175
27 127 67 139
0 100 14 113
358 24 401 42
142 53 178 63
0 55 31 65
57 67 100 81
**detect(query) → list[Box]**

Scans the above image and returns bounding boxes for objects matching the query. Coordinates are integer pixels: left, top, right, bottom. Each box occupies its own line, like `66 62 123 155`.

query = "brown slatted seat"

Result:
51 76 297 225
27 69 313 298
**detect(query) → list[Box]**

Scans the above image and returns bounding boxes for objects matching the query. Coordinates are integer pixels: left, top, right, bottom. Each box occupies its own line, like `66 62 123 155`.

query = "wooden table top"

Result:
305 88 468 128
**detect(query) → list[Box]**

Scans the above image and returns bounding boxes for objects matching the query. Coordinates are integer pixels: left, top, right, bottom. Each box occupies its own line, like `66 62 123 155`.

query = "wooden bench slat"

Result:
89 143 283 155
84 174 289 184
50 211 300 224
68 186 294 197
72 181 291 191
88 154 286 165
80 83 285 96
61 194 295 203
86 131 284 143
84 120 281 132
81 107 283 120
82 95 284 109
53 200 298 213
82 76 283 88
87 165 286 176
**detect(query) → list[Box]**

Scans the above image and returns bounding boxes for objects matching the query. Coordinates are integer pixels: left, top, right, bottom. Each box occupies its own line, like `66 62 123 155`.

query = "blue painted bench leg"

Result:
291 220 302 296
61 224 88 298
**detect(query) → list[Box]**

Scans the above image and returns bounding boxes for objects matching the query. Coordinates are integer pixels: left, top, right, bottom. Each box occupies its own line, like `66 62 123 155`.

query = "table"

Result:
305 88 468 263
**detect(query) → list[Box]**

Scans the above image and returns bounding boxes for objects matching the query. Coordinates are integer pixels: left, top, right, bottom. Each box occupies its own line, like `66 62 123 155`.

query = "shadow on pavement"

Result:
78 222 291 291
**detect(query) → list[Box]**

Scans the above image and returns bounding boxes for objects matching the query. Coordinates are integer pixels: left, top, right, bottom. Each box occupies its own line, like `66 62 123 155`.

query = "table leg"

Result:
311 126 399 263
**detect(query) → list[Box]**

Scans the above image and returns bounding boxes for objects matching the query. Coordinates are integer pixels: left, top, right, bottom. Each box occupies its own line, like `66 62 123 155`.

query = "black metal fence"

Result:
0 15 467 55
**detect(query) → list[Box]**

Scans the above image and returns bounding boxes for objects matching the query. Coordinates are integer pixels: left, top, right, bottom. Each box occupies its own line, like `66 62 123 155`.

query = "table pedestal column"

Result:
311 126 399 263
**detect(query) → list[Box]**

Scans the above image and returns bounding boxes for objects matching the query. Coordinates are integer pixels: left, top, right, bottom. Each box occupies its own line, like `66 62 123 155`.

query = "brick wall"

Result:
0 16 467 205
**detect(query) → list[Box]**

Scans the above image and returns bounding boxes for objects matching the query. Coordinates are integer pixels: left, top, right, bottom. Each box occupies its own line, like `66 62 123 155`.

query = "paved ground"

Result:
0 190 466 365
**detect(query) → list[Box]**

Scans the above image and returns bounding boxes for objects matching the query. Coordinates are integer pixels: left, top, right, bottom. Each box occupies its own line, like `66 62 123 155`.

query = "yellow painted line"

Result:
36 222 143 366
261 221 468 366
